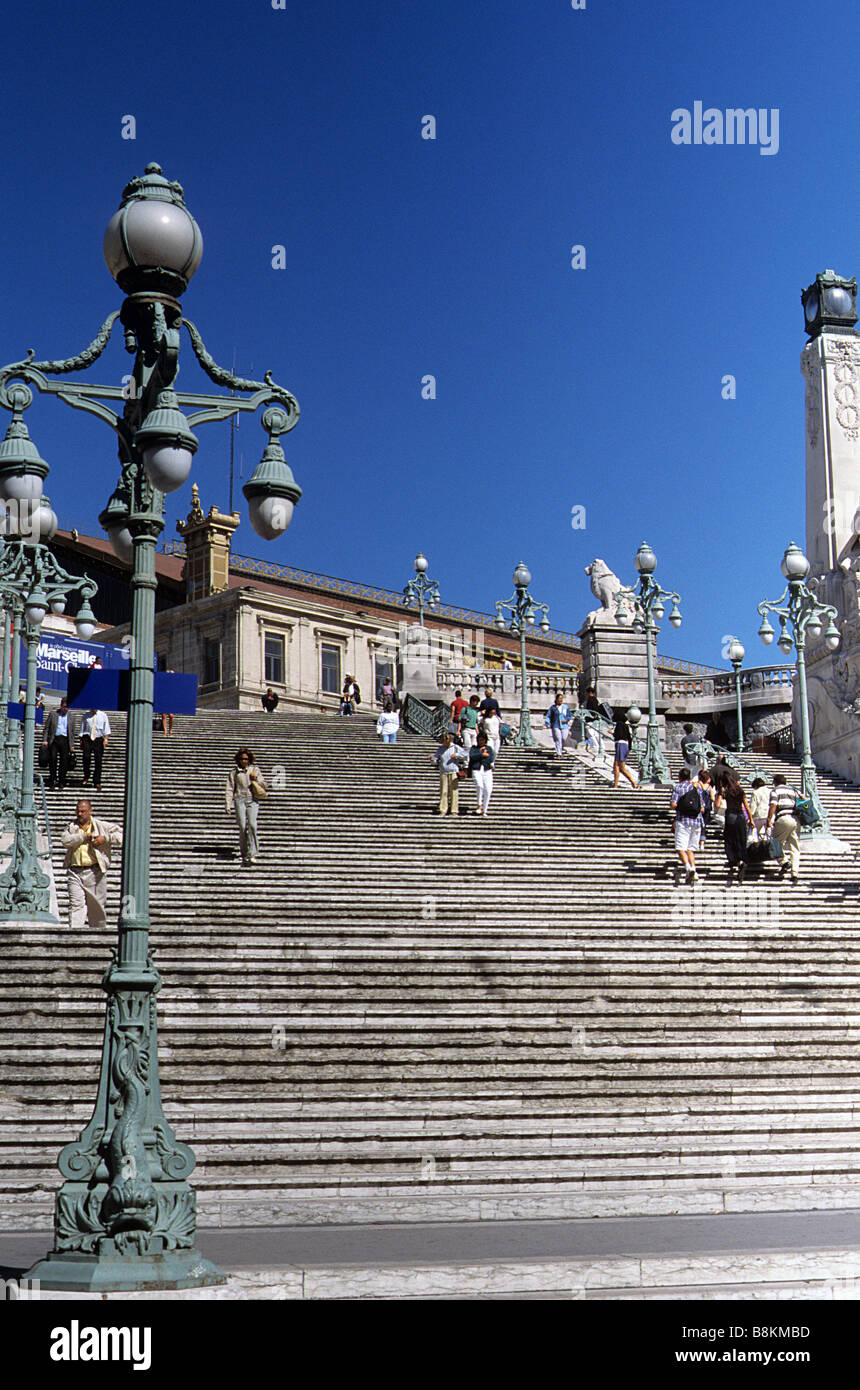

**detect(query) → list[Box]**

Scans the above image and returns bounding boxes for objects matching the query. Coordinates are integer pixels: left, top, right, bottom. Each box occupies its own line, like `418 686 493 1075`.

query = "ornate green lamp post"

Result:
3 163 303 1292
0 484 98 917
726 637 746 752
402 553 440 626
615 542 682 787
494 562 550 749
757 543 840 833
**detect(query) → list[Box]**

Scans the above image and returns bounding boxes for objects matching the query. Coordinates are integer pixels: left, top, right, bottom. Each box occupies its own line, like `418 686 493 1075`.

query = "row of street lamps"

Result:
404 542 843 813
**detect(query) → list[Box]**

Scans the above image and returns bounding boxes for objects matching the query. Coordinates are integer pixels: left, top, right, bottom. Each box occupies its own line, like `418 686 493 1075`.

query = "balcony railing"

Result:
660 666 795 701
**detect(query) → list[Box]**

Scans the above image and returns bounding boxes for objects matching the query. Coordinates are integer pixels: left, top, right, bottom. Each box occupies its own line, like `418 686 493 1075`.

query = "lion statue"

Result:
583 559 635 627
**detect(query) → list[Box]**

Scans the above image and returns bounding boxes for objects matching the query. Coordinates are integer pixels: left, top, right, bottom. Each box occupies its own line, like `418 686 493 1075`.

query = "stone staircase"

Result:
2 710 860 1236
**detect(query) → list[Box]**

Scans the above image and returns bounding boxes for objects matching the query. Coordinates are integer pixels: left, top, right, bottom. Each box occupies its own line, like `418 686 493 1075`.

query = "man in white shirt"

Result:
81 709 111 791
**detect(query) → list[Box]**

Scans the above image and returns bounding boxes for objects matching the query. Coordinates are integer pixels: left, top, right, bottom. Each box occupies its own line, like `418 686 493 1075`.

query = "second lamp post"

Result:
757 543 840 833
615 542 682 787
494 563 550 749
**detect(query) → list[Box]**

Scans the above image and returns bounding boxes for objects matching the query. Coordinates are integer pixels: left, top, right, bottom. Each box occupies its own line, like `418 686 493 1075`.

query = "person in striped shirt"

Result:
766 773 800 885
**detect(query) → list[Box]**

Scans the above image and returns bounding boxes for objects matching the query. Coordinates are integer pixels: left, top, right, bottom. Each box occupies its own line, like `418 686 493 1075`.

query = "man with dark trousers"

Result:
42 698 77 790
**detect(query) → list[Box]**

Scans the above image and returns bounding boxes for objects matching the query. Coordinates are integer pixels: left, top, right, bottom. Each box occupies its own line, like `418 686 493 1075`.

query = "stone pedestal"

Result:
578 619 652 711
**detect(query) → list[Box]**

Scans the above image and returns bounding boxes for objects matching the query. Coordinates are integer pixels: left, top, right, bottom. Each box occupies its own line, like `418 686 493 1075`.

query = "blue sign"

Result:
67 667 198 716
6 703 44 725
22 636 128 694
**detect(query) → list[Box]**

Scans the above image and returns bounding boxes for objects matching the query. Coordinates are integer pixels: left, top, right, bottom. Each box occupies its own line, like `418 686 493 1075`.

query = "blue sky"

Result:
0 0 857 667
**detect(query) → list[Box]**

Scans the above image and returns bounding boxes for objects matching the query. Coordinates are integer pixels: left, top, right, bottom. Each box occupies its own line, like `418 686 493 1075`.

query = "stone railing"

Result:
435 669 577 699
660 665 795 702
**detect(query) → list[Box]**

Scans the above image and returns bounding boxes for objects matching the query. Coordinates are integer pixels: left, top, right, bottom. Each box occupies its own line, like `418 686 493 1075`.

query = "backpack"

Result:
675 785 702 818
793 795 818 827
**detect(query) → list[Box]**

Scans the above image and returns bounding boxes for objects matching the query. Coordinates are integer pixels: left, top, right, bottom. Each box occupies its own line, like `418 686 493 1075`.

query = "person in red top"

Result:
450 689 469 724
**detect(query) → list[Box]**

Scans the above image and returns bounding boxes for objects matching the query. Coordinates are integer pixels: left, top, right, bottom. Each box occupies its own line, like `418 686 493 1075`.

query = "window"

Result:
375 658 394 699
203 638 221 687
321 643 341 695
264 633 285 685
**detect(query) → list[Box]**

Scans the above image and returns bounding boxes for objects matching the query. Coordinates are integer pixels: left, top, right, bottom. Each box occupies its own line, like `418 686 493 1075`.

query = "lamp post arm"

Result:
181 318 300 428
0 312 122 381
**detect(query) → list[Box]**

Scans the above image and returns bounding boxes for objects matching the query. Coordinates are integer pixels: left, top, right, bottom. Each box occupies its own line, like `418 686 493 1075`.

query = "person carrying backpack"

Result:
670 765 705 885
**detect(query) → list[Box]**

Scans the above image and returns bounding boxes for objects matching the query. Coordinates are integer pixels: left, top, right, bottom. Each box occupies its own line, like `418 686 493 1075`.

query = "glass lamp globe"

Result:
825 286 853 316
806 616 823 639
75 601 97 641
248 493 295 541
615 605 629 627
414 553 429 574
513 563 531 589
634 542 657 575
781 544 810 581
632 616 645 634
32 496 58 543
103 164 203 296
25 590 48 626
627 705 643 727
825 622 841 652
50 597 66 616
651 600 665 620
526 613 535 626
759 619 775 645
494 614 506 629
539 618 550 633
777 631 793 655
143 444 194 494
728 638 745 665
106 523 135 567
669 605 682 629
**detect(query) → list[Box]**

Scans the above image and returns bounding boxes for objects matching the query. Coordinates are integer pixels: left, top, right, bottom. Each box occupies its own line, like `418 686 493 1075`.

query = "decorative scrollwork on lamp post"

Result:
2 163 304 1293
614 542 682 787
494 563 550 749
757 543 841 834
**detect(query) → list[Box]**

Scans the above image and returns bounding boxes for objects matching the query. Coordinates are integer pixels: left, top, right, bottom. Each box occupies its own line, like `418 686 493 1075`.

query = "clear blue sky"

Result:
0 0 856 667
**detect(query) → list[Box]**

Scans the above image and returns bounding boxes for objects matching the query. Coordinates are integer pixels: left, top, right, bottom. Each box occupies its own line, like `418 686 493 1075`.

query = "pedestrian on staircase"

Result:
670 766 704 885
376 701 400 743
80 708 110 791
61 799 123 930
748 777 770 834
261 687 280 713
469 731 495 816
42 698 78 791
341 675 360 716
460 695 481 750
714 768 754 884
480 708 502 759
433 733 467 817
225 747 268 866
546 691 571 758
612 708 638 789
765 774 801 886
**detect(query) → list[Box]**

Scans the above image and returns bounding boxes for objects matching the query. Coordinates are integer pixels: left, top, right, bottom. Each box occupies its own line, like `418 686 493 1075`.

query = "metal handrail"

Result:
401 694 449 740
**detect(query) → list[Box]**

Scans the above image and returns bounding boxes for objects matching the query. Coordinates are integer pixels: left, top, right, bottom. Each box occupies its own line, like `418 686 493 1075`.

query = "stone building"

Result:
47 488 792 737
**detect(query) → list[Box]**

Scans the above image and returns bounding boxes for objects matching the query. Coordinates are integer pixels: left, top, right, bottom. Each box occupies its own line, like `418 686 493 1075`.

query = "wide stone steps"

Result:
4 708 860 1228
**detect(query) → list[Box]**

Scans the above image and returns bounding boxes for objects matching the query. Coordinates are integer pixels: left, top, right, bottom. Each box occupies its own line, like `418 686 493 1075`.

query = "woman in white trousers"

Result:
468 732 496 816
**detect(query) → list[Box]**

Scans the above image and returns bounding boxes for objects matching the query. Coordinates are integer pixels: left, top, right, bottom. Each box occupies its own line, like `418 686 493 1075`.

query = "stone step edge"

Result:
8 1183 860 1231
19 1247 860 1302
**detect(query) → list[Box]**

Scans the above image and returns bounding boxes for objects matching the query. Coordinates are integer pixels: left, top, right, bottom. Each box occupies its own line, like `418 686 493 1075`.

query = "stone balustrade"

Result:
660 665 794 705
